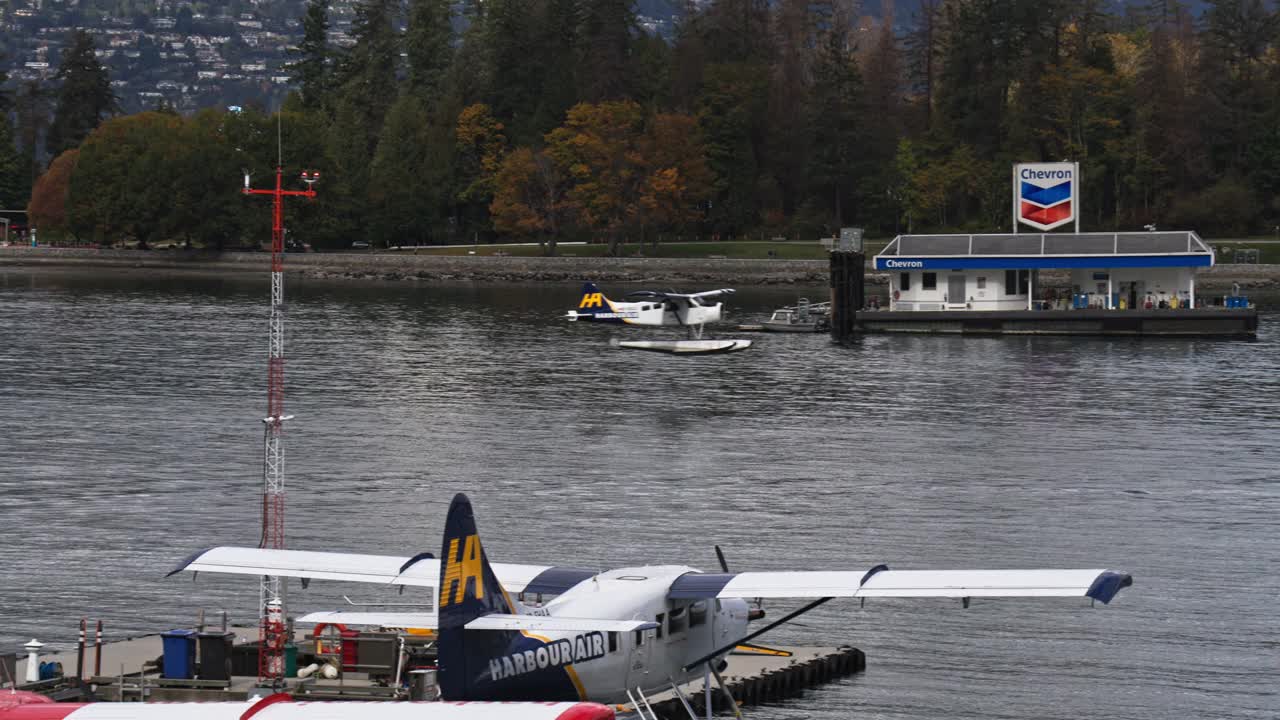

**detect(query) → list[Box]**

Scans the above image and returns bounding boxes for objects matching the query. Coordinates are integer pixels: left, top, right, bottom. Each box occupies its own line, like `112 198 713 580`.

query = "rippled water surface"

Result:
1 269 1277 719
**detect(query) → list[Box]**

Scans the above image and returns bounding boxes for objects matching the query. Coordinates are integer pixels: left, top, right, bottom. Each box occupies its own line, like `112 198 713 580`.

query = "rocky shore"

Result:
1 246 1277 291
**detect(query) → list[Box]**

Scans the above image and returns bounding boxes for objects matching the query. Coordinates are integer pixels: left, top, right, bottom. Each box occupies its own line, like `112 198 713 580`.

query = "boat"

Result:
760 298 830 333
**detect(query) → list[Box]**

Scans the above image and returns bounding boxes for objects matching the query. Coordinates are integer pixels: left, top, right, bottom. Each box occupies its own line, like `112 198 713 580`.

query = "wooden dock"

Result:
640 646 864 719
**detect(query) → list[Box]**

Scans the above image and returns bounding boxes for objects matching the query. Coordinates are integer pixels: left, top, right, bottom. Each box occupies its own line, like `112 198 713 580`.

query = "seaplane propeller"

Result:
715 544 765 621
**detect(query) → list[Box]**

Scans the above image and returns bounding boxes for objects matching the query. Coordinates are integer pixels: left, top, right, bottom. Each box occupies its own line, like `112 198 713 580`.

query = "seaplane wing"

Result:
169 547 596 595
294 612 658 634
297 611 439 628
625 288 735 305
669 568 1133 603
465 615 660 633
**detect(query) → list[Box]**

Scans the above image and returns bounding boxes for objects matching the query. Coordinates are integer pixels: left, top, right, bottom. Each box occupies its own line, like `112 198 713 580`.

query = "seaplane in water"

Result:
565 282 752 354
172 494 1133 708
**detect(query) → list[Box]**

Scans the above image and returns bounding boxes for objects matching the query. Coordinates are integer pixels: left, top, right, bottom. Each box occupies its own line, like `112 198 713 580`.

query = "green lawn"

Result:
394 240 889 259
1207 242 1280 264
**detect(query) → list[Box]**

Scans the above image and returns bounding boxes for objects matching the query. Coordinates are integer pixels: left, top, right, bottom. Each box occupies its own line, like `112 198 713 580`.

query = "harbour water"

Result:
1 269 1277 719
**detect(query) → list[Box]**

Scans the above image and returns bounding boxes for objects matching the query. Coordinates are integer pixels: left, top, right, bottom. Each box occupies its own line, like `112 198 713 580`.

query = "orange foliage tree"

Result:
490 147 569 254
542 101 712 255
27 149 79 238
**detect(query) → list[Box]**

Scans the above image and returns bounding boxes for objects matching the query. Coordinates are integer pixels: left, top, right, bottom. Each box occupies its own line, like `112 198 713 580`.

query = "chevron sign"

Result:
1015 162 1077 231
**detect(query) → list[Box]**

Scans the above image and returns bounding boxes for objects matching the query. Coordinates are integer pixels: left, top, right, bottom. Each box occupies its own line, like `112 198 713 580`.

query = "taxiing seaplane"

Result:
565 282 752 354
172 494 1133 709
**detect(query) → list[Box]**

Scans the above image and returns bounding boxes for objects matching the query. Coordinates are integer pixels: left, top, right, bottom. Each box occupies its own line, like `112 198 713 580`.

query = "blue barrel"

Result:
161 629 198 679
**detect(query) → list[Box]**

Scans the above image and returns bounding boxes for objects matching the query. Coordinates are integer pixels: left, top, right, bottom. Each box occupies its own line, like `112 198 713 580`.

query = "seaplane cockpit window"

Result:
608 632 619 653
634 629 645 646
668 605 688 635
689 601 708 627
655 613 665 639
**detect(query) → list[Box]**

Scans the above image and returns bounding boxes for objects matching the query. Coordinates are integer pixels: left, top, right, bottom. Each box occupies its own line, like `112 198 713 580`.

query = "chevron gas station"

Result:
829 162 1258 337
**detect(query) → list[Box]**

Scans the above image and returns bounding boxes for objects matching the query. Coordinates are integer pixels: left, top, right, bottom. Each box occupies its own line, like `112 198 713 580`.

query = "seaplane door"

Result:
627 627 653 688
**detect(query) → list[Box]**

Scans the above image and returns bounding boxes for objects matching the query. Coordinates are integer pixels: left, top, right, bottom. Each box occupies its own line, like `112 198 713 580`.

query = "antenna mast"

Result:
242 124 319 687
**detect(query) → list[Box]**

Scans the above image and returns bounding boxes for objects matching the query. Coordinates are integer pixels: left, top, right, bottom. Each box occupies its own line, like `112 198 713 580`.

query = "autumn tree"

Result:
635 113 714 244
545 101 648 254
27 149 79 236
490 147 568 254
455 103 508 236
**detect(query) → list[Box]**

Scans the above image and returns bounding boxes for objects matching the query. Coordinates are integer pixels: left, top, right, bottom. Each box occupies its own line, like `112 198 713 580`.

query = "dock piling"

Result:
829 251 866 342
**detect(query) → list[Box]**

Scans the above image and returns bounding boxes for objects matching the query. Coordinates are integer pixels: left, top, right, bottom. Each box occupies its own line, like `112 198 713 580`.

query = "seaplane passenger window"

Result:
634 630 645 646
668 606 687 635
922 273 937 290
689 601 708 627
655 613 665 639
608 632 618 653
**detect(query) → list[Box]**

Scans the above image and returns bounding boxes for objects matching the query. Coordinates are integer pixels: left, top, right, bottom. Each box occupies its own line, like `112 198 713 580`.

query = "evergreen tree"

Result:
405 0 453 105
334 0 400 150
48 30 116 156
806 5 866 228
530 0 581 132
369 95 448 243
483 0 540 139
577 0 636 103
0 118 24 210
287 0 332 111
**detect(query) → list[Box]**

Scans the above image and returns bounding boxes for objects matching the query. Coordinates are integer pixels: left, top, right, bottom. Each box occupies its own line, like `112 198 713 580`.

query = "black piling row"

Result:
652 647 866 719
828 252 865 343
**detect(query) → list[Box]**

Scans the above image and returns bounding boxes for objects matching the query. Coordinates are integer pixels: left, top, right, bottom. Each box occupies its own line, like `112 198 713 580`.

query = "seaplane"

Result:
171 494 1134 710
565 282 752 354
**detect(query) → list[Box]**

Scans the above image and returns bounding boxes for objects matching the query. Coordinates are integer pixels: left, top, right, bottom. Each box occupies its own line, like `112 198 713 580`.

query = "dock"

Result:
642 645 864 719
11 630 864 715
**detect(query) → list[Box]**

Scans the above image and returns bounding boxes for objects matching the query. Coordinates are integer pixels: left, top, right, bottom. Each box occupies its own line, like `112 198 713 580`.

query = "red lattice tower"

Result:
243 164 318 685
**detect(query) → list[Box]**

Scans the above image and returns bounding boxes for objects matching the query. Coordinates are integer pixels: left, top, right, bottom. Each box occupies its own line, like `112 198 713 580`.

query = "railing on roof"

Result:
877 231 1211 257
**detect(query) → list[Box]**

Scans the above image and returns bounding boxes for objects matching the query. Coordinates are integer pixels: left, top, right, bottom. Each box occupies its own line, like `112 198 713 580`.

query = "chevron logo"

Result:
1016 163 1076 231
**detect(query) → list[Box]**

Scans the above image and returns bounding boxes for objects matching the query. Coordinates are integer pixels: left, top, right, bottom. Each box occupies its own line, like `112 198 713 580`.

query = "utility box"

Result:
198 632 234 681
160 630 197 680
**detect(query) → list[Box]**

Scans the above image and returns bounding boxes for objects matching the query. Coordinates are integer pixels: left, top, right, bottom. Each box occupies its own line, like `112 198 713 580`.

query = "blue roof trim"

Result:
860 564 890 586
166 547 213 577
668 572 738 599
398 551 436 575
875 255 1212 271
521 567 597 596
1085 571 1134 604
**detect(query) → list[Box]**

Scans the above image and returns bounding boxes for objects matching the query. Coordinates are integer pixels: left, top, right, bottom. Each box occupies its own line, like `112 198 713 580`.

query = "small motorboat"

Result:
760 298 830 333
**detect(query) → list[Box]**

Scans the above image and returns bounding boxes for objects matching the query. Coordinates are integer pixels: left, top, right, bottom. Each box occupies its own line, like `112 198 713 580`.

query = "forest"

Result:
9 0 1280 251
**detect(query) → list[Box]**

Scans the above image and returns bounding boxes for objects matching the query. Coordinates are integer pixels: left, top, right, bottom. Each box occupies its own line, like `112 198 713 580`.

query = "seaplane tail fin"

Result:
437 493 522 700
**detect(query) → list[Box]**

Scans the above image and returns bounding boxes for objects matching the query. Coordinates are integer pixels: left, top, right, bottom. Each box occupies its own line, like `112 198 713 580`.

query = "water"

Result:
1 269 1277 719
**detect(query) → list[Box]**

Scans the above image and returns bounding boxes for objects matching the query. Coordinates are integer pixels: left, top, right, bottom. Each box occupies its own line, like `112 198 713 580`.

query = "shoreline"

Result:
1 247 1278 291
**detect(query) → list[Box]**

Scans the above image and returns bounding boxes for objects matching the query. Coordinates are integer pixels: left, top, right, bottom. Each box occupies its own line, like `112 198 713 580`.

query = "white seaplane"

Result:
565 282 751 354
172 494 1133 710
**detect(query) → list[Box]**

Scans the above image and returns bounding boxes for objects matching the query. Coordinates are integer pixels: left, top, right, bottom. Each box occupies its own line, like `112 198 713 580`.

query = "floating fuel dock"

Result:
830 231 1259 339
7 626 864 718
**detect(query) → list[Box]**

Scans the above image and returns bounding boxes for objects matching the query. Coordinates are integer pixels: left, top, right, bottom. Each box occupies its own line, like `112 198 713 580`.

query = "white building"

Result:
876 231 1214 312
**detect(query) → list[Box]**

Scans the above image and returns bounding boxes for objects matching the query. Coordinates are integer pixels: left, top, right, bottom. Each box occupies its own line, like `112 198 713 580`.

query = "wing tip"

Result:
166 547 214 578
1085 571 1134 604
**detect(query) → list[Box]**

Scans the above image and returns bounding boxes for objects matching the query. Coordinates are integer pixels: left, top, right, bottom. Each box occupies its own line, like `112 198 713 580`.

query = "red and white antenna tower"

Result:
241 122 319 686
